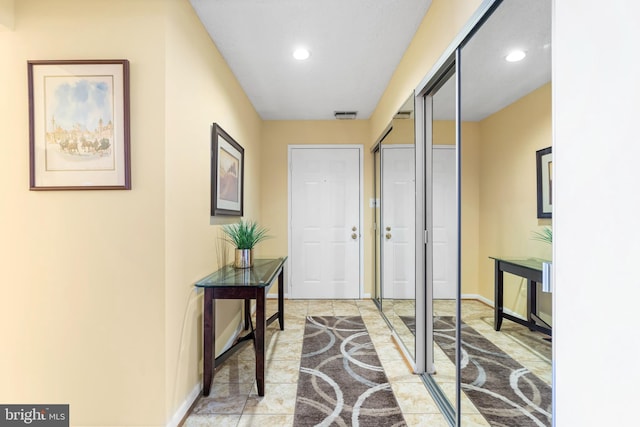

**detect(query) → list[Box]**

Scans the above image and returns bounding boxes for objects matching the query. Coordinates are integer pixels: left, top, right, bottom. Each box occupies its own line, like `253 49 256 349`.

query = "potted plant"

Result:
221 219 271 268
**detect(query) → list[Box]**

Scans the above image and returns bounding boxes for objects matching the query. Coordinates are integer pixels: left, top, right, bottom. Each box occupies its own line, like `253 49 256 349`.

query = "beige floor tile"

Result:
236 414 295 427
214 358 257 384
381 358 421 383
391 382 441 414
236 344 257 361
403 413 450 427
268 328 304 344
265 340 303 360
374 342 405 361
460 413 492 426
192 382 253 415
264 358 300 383
243 383 298 414
183 414 240 427
306 301 334 314
333 306 361 316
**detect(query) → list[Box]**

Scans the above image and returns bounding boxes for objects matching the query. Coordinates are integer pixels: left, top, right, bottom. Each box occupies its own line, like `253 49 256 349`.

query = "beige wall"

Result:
163 0 263 421
0 0 261 425
0 0 14 29
0 1 167 424
430 82 551 308
477 83 552 315
370 0 483 142
384 117 414 145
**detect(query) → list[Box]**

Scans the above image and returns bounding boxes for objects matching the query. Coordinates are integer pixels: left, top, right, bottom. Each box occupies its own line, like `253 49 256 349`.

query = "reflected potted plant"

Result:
531 226 552 245
221 219 271 268
532 226 553 291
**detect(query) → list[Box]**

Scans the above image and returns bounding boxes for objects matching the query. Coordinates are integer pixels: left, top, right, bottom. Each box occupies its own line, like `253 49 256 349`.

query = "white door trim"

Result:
287 144 364 299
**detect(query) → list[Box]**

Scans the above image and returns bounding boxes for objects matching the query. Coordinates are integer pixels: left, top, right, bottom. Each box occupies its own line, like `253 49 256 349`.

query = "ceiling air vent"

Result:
334 111 358 120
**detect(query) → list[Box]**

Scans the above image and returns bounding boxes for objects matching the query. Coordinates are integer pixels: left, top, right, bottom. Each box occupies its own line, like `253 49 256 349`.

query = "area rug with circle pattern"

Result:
434 316 552 427
293 315 406 426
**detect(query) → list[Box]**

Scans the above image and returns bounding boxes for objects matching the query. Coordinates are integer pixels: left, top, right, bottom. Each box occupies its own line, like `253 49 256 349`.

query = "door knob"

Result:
351 233 358 240
385 233 392 239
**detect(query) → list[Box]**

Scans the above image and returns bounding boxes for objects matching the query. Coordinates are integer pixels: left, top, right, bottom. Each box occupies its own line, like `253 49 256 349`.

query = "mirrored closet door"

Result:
414 0 553 425
458 0 552 424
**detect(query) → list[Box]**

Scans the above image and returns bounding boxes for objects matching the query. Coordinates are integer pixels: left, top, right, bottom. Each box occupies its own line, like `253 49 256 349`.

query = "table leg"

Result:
494 261 504 331
203 288 215 396
278 268 285 330
244 299 251 331
255 290 266 396
527 279 537 329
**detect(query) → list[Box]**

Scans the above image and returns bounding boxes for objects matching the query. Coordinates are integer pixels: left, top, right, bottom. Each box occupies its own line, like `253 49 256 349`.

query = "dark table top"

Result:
194 257 287 288
489 257 551 271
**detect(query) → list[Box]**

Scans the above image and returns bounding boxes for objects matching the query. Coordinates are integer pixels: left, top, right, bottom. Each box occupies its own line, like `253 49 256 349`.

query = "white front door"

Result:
432 146 457 299
289 146 362 299
382 145 415 300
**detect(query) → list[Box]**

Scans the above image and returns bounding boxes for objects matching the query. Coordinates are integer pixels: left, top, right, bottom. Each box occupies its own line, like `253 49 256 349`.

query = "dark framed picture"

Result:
536 146 552 218
211 123 244 216
28 59 131 190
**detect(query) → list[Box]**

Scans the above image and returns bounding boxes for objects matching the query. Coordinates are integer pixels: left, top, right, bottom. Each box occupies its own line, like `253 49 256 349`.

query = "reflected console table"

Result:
194 257 287 396
490 257 552 336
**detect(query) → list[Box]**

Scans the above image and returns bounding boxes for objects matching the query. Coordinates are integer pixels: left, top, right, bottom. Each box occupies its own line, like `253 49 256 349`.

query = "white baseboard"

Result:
461 294 526 321
266 293 371 300
166 382 201 427
167 318 247 426
267 292 285 299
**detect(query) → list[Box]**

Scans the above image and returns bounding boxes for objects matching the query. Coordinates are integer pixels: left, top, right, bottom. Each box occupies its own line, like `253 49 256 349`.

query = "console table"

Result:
194 257 287 396
490 257 552 336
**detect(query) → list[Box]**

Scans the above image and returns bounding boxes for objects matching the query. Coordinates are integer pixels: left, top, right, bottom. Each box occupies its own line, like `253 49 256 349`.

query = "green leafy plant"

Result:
531 226 552 245
221 219 271 249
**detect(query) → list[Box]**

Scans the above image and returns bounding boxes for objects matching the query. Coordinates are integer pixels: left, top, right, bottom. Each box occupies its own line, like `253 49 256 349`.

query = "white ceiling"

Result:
433 0 551 121
189 0 432 120
189 0 551 122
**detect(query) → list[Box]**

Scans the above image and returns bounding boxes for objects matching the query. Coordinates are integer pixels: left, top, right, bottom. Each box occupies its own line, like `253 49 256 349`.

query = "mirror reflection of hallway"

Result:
373 93 417 364
414 0 553 424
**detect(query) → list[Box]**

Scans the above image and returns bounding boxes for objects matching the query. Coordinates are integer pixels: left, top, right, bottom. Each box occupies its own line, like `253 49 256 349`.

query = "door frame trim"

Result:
287 144 364 299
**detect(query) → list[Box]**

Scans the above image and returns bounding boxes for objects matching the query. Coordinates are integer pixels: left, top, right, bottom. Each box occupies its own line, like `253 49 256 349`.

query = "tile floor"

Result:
182 298 551 427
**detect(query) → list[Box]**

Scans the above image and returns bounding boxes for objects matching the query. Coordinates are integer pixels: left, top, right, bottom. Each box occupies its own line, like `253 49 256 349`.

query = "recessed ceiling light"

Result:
505 50 526 62
293 48 310 61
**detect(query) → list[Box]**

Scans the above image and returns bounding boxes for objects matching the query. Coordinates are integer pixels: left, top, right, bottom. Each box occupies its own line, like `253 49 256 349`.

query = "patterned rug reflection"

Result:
434 316 552 427
293 316 406 426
